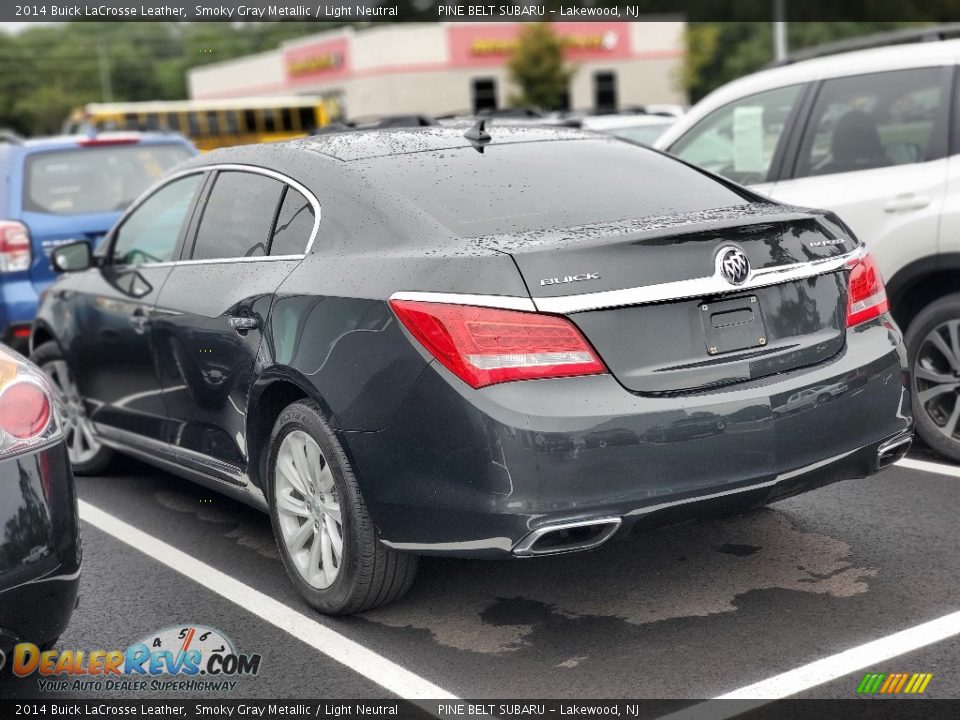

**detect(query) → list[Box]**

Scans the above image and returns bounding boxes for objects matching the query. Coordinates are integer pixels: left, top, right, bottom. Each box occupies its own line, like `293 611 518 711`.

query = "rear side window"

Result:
794 68 948 178
669 84 803 185
270 188 315 256
363 138 749 236
112 174 202 265
23 143 192 216
191 171 284 260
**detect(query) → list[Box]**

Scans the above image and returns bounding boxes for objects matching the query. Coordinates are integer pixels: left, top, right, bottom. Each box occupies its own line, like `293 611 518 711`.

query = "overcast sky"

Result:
2 22 34 33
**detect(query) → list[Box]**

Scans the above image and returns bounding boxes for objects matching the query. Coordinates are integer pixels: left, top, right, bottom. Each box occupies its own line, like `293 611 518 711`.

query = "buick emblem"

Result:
719 247 750 285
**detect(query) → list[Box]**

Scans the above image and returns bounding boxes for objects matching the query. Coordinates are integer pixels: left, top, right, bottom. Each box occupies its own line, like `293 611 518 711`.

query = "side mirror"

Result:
51 241 92 273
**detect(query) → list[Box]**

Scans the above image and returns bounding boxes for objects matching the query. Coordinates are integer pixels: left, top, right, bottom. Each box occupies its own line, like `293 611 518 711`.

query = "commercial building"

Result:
187 21 686 119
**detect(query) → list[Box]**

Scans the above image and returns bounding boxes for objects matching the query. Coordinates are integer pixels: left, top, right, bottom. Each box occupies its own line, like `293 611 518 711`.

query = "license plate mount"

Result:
700 295 768 356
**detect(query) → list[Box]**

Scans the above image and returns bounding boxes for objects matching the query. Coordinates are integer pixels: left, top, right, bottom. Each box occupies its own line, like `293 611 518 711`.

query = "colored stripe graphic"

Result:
857 673 885 694
857 672 932 694
879 674 897 693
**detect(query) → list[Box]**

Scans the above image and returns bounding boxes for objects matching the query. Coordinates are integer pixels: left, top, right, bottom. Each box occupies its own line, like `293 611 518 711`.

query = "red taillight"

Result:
389 300 607 389
0 220 31 273
846 252 889 327
0 382 51 439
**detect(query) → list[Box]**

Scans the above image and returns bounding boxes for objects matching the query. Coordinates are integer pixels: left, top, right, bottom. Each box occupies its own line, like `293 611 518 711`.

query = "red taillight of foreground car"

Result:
846 252 889 327
389 300 607 389
0 220 31 273
0 381 51 439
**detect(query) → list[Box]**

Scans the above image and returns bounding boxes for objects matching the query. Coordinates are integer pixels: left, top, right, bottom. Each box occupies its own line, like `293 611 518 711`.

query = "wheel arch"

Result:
887 254 960 333
29 320 59 356
245 367 336 493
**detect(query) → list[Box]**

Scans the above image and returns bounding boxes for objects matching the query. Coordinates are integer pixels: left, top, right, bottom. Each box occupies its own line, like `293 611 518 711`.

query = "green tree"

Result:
685 22 928 103
0 21 352 136
507 23 573 111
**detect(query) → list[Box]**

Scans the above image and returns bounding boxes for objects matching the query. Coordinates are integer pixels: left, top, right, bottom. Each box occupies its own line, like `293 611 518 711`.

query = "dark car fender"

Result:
30 273 90 361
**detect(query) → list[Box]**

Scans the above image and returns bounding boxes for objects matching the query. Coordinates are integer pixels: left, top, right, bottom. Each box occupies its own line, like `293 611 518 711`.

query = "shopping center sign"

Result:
447 22 632 66
284 36 350 81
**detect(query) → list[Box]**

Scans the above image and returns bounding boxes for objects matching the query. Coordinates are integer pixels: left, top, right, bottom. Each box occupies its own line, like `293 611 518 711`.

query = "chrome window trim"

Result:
389 291 537 312
142 254 305 269
110 163 321 269
533 245 866 315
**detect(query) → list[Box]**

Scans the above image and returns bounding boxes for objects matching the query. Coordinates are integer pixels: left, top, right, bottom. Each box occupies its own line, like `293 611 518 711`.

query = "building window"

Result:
594 71 618 113
472 78 497 113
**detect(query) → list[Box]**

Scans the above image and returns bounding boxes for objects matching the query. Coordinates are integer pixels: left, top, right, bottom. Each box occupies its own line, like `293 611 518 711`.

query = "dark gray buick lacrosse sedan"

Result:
30 125 913 614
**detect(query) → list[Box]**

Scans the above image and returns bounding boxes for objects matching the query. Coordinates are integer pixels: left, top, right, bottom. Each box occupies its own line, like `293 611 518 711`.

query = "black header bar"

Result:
3 1 960 23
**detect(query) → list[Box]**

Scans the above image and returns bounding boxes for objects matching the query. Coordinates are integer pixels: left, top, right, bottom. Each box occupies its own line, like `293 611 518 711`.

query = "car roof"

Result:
16 131 192 151
288 125 597 162
656 38 960 149
582 115 675 131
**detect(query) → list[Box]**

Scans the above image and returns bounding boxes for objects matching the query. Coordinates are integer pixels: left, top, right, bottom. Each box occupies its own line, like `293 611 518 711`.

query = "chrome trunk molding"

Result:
533 245 866 315
391 247 865 316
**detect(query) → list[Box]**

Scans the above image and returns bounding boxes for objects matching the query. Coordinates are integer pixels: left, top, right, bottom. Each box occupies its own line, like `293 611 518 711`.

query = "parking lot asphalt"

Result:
2 442 959 703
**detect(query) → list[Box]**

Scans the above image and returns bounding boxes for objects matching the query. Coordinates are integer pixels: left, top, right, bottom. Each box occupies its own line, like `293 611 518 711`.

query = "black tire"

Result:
905 294 960 462
30 341 115 476
266 399 417 615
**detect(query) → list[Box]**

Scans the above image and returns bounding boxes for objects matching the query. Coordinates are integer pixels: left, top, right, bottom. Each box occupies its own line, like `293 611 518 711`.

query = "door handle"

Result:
130 309 151 334
883 194 930 213
228 316 259 333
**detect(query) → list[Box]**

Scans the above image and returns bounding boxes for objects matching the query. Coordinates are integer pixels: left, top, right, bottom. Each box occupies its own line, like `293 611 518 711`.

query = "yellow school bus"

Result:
64 96 342 151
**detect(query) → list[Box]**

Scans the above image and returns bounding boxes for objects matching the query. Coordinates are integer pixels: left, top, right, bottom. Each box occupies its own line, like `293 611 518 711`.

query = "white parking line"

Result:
659 609 960 720
78 500 457 701
896 456 960 478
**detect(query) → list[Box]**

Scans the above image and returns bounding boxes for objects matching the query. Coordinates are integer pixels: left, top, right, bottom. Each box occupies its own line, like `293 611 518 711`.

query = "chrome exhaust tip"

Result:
876 434 912 470
513 517 622 557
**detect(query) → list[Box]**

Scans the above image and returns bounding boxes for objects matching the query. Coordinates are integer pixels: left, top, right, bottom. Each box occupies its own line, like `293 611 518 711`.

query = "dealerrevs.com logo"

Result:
7 625 261 693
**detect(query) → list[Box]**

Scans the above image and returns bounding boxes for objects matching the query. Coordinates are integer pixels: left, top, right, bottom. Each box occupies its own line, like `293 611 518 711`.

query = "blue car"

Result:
0 131 196 351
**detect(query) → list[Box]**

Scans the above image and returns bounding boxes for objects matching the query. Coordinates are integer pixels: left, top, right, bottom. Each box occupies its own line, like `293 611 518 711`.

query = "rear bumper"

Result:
0 441 81 651
344 318 912 558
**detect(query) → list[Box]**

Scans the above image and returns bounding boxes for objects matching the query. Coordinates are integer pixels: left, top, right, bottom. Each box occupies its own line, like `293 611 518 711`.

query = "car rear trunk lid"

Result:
501 206 856 394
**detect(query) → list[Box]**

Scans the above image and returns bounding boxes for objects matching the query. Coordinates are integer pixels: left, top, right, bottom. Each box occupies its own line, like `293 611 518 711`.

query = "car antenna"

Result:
464 118 491 151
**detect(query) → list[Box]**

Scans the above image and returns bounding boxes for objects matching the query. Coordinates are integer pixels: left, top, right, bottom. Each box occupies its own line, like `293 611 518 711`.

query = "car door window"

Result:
670 84 803 185
269 187 315 256
191 171 284 260
111 173 202 265
795 68 948 178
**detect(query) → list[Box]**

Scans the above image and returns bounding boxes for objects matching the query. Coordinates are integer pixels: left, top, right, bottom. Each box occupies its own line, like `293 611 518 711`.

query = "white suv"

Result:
657 37 960 461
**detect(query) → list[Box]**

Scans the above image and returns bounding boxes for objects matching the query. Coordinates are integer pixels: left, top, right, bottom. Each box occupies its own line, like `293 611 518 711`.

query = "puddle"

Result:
362 509 875 653
153 490 279 559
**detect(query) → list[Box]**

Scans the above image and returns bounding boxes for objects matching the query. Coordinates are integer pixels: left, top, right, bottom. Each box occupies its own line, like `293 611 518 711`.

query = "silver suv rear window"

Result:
24 143 191 216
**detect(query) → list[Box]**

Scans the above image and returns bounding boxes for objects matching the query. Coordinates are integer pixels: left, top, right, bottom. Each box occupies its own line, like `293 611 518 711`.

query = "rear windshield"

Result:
24 143 192 216
361 138 749 236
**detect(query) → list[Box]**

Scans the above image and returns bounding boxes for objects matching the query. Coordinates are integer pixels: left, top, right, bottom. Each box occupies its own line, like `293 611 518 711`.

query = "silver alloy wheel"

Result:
42 360 101 465
915 319 960 440
275 430 343 589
